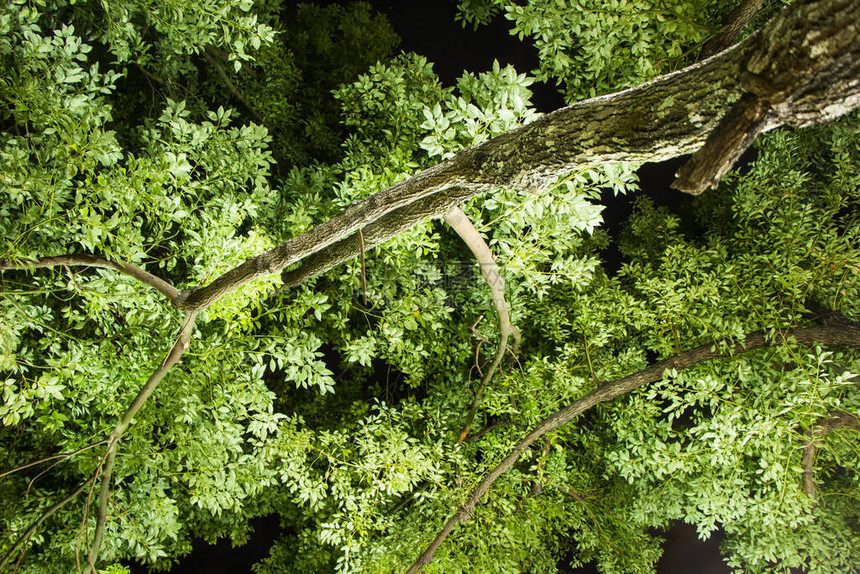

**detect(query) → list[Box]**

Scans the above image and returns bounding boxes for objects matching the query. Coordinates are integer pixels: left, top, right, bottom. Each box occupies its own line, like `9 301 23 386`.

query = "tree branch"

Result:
0 255 180 304
801 410 860 500
137 64 206 108
273 0 860 294
442 206 520 443
462 420 511 443
513 439 551 513
406 324 860 572
201 46 275 133
82 311 197 573
676 0 860 192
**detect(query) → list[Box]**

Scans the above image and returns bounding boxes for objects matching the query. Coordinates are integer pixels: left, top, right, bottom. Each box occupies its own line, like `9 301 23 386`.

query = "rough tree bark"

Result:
274 0 859 288
700 0 765 58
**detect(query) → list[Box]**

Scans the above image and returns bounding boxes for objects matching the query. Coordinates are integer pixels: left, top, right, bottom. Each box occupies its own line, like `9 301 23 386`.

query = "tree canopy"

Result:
1 0 859 573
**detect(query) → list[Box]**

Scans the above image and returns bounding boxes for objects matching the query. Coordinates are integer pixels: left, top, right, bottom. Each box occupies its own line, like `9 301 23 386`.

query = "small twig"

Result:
201 46 275 133
76 461 105 574
462 420 511 443
470 315 488 343
469 315 489 379
514 439 551 513
137 64 206 107
560 487 589 504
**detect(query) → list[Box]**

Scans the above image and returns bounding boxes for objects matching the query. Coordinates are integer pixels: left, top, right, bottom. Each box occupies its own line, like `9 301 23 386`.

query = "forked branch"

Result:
0 477 93 571
0 313 197 573
82 311 197 574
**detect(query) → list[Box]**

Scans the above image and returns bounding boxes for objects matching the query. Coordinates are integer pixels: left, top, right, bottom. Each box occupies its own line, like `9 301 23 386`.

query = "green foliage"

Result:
1 1 859 574
228 1 400 165
459 0 726 102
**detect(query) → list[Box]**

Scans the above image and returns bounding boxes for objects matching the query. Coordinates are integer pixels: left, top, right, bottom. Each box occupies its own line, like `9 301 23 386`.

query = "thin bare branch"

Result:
443 207 520 443
560 487 589 504
406 324 860 573
0 255 180 303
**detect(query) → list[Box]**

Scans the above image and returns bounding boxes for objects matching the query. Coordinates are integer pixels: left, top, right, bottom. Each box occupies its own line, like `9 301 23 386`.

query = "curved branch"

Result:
801 410 860 500
406 324 860 572
278 0 860 295
0 255 180 304
443 207 520 443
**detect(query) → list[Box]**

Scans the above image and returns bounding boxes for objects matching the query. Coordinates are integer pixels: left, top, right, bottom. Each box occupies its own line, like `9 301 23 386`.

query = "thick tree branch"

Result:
6 2 858 567
0 255 180 304
676 0 860 193
672 91 767 193
274 0 860 293
406 324 860 572
442 207 520 443
801 410 860 500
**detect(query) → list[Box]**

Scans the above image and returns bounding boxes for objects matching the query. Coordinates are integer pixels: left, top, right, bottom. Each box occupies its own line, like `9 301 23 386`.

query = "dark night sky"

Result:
133 2 730 573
